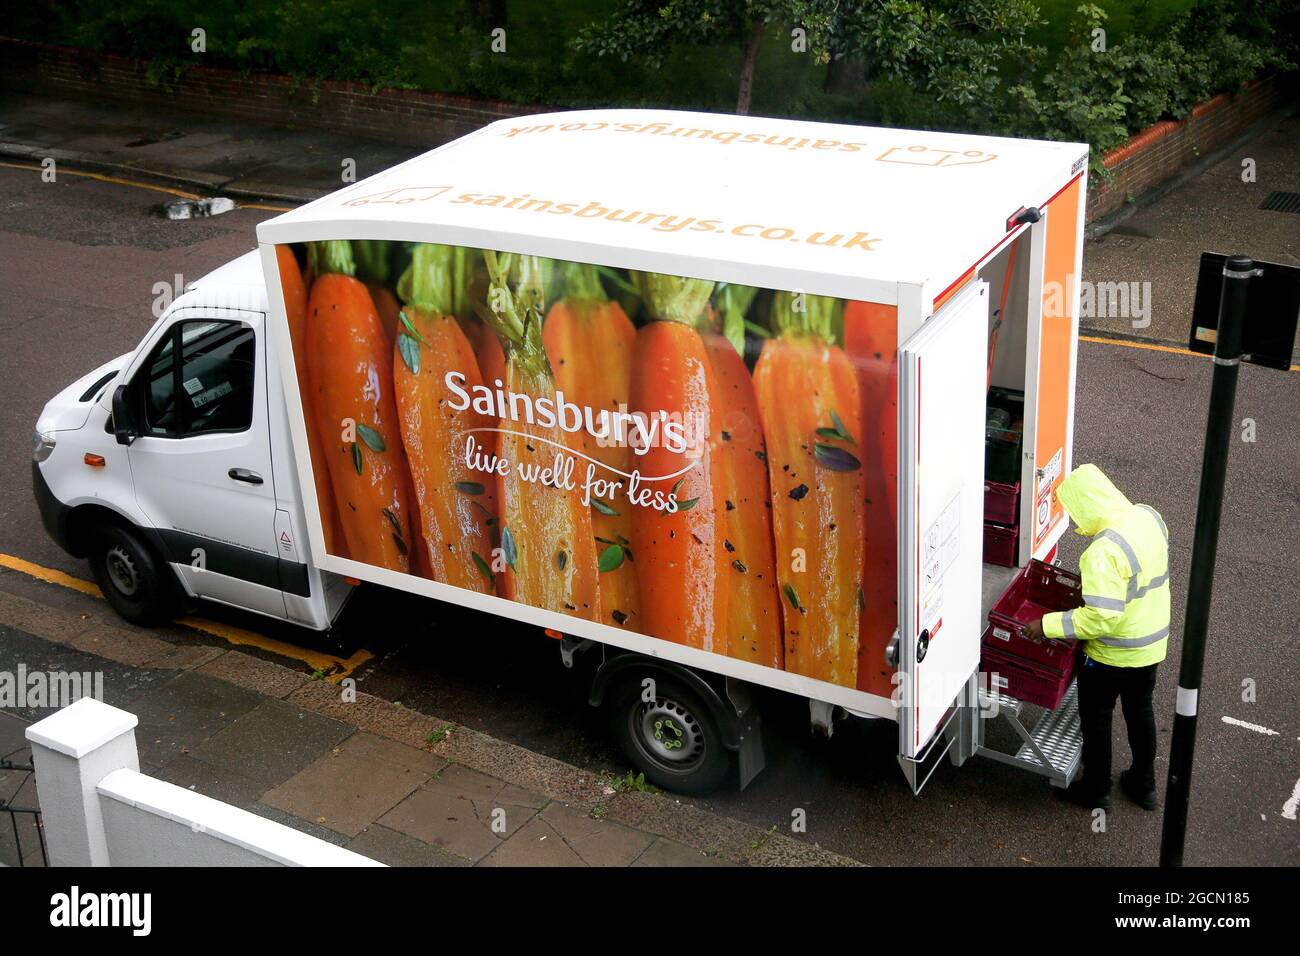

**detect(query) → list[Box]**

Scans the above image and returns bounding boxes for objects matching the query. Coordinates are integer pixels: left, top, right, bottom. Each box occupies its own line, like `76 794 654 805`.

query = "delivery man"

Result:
1025 464 1170 812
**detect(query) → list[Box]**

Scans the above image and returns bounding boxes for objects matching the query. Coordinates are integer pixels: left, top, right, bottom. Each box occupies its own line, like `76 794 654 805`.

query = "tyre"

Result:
88 523 179 627
607 673 733 796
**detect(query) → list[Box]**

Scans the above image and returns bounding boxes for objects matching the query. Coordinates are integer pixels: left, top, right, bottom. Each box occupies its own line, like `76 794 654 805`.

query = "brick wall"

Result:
0 36 542 148
1088 75 1295 222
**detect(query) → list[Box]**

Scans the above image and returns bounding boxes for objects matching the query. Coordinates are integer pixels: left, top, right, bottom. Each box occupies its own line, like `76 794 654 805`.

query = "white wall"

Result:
26 698 383 868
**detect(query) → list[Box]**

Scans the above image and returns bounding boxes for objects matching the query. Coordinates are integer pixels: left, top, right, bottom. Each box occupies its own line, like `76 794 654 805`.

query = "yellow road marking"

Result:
1079 334 1299 372
0 552 370 681
0 161 293 212
0 552 101 597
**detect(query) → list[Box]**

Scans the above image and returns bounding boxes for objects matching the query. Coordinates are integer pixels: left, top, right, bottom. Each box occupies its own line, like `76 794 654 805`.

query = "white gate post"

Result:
25 697 140 866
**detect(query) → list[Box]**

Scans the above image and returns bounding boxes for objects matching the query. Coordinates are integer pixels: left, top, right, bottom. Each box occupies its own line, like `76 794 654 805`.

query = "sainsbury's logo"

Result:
444 371 703 458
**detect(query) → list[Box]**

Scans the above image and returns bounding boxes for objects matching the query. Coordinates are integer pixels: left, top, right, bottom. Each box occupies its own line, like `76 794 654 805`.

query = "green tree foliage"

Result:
577 1 814 114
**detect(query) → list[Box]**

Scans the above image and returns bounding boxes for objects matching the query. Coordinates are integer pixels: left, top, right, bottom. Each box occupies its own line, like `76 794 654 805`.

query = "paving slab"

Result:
249 803 349 846
346 824 471 868
192 698 354 792
377 765 549 863
261 732 446 837
537 802 656 866
130 669 265 771
155 753 269 808
477 816 587 867
632 837 728 867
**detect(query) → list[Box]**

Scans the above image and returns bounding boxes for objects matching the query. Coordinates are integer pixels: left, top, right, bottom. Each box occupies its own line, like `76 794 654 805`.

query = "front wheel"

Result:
607 674 733 796
88 523 179 626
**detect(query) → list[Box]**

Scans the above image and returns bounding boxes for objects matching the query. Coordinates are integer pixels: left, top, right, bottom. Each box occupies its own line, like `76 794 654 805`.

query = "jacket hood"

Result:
1056 463 1131 536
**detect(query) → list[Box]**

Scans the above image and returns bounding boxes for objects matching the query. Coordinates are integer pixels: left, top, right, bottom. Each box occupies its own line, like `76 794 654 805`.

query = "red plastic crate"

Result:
986 558 1083 670
984 480 1020 525
983 521 1018 567
983 643 1077 709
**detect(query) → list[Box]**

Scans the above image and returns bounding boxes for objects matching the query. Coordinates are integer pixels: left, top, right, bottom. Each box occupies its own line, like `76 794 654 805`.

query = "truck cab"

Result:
32 251 347 631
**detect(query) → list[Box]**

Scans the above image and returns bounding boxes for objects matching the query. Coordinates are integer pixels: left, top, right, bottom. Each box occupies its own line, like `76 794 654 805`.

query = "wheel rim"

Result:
632 694 706 774
105 544 141 597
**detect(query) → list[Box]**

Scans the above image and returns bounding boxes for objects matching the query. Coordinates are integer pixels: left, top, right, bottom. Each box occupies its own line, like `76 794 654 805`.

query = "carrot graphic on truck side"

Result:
392 243 497 592
702 285 783 668
277 245 347 557
628 272 729 653
753 292 865 685
542 262 641 629
304 240 414 573
478 252 601 621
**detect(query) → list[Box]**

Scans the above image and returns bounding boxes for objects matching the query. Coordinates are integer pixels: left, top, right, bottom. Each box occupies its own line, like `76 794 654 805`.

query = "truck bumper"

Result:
32 460 78 556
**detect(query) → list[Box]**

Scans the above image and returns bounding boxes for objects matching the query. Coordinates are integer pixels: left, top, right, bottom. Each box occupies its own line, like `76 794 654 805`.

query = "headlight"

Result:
33 429 56 463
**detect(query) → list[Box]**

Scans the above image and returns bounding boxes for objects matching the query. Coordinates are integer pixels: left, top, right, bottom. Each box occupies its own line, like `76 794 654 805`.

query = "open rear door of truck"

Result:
898 281 989 765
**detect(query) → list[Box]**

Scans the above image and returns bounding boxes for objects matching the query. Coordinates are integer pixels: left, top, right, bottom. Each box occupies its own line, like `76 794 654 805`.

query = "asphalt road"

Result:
0 160 1296 866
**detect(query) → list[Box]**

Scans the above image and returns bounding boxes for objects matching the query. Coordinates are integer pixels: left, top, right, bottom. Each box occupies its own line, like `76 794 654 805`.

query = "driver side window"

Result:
142 320 255 437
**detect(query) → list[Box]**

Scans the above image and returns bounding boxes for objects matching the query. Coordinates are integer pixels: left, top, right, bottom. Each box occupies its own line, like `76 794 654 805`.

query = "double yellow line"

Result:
0 552 371 681
0 160 292 212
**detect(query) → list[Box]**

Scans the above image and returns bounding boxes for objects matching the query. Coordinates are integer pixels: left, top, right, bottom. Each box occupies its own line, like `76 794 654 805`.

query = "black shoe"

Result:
1058 781 1111 810
1120 770 1158 811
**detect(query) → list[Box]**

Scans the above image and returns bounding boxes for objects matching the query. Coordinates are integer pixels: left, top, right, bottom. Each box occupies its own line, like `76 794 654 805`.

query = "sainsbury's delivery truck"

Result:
32 110 1090 794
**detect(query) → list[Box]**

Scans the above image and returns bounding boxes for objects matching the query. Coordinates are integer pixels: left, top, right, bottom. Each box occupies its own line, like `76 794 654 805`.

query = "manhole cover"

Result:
1259 191 1300 214
164 197 237 219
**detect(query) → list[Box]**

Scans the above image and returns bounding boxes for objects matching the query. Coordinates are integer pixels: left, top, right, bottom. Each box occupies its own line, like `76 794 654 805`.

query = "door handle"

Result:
228 468 264 485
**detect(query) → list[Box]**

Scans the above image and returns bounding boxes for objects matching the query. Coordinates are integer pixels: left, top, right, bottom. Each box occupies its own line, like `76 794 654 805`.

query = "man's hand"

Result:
1025 618 1046 643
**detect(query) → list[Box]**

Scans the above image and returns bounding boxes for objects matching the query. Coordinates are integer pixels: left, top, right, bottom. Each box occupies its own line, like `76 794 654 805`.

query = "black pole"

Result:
1159 255 1254 866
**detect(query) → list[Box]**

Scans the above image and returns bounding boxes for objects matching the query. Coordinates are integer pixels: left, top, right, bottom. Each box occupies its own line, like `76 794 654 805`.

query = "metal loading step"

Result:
977 679 1084 788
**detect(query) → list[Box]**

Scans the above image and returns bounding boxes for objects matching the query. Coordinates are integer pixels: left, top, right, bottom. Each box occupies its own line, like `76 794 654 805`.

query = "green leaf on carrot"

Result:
830 410 856 445
591 498 619 517
471 551 494 583
398 333 420 375
783 583 803 612
399 310 429 345
598 544 625 573
357 423 386 453
814 443 861 472
351 442 363 475
456 481 486 496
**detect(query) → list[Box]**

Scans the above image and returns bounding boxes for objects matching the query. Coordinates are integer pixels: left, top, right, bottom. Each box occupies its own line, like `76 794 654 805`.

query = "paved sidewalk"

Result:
0 575 857 867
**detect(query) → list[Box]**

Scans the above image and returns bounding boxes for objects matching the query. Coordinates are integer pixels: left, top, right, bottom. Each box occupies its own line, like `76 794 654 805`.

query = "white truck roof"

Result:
257 108 1086 306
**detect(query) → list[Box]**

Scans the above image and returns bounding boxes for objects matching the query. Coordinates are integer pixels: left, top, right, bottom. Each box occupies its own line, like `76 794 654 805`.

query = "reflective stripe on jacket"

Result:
1041 464 1170 667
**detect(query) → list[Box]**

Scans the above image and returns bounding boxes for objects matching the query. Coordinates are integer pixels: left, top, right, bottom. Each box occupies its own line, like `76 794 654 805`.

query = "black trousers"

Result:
1077 655 1159 794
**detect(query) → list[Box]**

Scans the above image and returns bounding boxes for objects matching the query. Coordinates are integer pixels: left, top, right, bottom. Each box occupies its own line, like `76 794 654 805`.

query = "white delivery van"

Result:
33 110 1089 795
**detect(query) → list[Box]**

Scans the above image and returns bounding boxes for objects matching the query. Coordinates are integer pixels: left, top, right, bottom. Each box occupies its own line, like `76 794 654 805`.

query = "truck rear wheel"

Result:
607 674 732 796
88 523 179 627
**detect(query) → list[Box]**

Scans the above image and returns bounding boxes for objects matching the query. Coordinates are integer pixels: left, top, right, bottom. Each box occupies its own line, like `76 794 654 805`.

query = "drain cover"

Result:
1259 191 1300 214
165 197 237 219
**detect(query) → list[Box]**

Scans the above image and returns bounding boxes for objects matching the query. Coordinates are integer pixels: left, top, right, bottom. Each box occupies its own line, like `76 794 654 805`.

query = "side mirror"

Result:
111 384 137 446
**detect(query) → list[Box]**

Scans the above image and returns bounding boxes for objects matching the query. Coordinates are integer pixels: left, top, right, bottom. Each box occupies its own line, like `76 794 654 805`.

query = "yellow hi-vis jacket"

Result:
1042 464 1171 667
